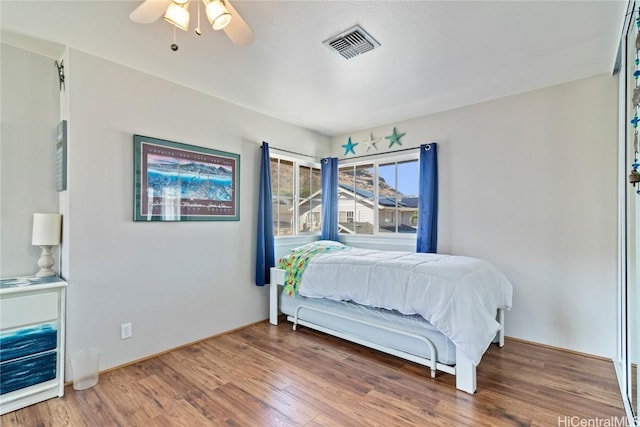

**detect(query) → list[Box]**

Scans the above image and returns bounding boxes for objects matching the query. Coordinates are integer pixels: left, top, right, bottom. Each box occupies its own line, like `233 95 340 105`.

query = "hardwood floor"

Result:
1 319 626 426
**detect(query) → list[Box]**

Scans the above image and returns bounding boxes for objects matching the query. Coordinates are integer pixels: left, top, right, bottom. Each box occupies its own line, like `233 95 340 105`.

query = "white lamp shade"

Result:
164 2 190 31
205 0 232 30
32 213 62 246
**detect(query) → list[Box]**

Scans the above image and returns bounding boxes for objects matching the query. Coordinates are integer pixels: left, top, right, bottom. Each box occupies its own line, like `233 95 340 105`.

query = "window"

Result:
270 152 420 237
298 165 322 233
270 158 294 235
338 163 375 234
378 159 419 233
270 155 322 236
339 154 419 235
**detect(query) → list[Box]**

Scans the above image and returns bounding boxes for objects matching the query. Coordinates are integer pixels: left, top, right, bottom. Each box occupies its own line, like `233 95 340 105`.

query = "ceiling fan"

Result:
130 0 255 50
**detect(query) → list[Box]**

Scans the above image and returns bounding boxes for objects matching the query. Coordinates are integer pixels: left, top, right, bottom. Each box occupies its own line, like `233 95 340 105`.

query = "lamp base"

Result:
35 269 56 277
35 245 56 277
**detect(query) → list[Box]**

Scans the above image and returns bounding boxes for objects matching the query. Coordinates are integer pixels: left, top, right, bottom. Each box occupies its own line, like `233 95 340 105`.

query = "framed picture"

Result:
133 135 240 221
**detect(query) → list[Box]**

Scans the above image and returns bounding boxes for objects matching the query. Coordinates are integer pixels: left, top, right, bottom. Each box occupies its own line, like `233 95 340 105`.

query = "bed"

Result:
268 241 513 394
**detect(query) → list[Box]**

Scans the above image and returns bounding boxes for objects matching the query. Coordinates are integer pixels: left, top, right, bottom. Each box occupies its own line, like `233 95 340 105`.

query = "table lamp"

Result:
32 213 62 277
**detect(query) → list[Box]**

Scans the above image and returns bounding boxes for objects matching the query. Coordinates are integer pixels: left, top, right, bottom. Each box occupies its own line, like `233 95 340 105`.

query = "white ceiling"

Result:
0 1 626 137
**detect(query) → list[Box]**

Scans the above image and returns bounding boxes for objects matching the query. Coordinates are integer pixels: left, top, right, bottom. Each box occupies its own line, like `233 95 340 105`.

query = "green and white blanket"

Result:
278 240 346 297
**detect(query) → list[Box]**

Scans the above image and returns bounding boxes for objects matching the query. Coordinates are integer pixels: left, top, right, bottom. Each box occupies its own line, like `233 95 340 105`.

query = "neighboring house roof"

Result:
339 184 406 208
400 197 419 208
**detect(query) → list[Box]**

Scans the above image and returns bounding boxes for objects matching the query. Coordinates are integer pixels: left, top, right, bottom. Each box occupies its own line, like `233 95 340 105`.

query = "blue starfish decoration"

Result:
342 137 358 155
385 127 406 148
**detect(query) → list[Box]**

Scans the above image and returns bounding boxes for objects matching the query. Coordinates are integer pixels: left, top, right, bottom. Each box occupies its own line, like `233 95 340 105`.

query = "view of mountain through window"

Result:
298 165 322 233
271 158 294 236
339 159 419 235
270 154 419 236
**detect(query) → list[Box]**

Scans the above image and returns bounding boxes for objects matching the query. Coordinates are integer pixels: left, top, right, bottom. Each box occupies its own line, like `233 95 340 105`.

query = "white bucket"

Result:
70 348 100 390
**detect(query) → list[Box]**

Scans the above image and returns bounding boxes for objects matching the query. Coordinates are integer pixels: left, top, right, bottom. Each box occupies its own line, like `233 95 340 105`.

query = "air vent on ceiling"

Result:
323 25 380 60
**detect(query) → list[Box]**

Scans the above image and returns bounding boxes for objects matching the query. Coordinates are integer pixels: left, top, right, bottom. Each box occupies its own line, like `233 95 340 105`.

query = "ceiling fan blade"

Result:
129 0 172 24
223 1 255 47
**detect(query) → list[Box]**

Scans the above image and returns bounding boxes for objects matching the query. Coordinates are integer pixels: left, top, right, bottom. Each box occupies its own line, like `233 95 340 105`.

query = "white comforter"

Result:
298 248 513 366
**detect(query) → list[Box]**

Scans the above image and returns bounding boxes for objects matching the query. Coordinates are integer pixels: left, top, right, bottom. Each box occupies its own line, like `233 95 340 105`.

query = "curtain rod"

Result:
264 143 430 162
265 144 320 161
341 145 425 161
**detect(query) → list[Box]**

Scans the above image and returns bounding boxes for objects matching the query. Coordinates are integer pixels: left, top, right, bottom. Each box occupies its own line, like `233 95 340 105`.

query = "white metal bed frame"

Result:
269 267 505 394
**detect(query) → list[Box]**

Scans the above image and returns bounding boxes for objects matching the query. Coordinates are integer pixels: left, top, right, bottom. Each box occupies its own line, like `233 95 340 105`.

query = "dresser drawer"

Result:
0 291 58 329
0 351 57 395
0 324 57 363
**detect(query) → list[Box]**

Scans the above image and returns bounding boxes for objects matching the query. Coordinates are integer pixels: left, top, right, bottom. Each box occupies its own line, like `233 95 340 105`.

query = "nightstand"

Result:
0 276 67 415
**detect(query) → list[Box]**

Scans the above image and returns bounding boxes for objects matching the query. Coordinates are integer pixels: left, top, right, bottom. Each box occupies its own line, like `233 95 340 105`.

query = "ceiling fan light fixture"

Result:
164 2 190 31
204 0 232 30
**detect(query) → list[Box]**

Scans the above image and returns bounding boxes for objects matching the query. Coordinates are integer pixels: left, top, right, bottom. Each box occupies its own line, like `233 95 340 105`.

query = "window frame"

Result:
270 150 420 239
270 152 322 237
338 151 420 237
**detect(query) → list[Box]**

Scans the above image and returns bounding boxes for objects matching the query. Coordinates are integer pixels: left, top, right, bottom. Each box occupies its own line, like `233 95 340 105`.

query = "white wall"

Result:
3 44 330 378
332 74 619 358
1 43 60 277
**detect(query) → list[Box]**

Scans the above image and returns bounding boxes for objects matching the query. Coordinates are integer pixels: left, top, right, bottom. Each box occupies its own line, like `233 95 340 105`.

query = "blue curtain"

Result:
321 157 339 241
255 142 275 286
416 143 438 253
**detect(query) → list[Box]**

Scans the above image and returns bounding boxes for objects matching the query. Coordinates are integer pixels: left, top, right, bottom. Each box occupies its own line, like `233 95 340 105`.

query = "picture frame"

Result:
133 135 240 221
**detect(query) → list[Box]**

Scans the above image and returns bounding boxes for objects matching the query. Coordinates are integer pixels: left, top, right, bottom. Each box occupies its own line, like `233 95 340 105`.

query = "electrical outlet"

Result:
120 322 132 340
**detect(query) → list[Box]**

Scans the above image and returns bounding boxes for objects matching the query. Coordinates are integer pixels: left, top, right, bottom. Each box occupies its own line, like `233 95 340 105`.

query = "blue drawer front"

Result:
0 324 57 362
0 350 57 395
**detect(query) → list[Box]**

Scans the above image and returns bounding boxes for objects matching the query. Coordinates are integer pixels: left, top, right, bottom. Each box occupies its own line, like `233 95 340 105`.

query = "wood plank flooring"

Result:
1 319 626 426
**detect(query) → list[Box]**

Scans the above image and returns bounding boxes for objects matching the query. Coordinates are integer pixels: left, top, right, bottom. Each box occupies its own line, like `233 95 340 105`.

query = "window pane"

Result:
354 164 374 234
338 164 374 234
269 158 278 187
310 167 322 232
279 160 294 198
311 167 322 194
299 165 321 233
299 166 312 199
397 160 418 233
378 162 398 233
272 159 294 236
338 166 357 234
377 161 418 234
272 198 294 236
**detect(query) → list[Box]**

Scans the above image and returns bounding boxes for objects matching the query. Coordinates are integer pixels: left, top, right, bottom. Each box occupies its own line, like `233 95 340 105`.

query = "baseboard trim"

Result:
504 336 611 362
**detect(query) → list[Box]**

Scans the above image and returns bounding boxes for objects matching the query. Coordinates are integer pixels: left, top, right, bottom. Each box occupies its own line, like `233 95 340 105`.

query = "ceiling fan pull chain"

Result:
195 1 202 35
171 24 179 51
